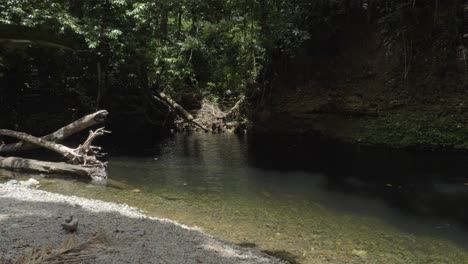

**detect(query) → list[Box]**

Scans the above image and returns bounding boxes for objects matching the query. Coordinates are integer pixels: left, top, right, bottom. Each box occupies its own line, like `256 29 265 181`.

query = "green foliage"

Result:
3 1 465 105
378 1 468 64
0 0 281 105
6 0 441 132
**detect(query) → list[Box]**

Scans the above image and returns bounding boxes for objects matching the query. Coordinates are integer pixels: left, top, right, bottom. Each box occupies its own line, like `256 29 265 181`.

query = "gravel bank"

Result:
0 183 284 264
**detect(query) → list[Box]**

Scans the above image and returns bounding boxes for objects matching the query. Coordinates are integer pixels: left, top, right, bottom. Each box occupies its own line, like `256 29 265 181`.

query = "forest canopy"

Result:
1 0 467 135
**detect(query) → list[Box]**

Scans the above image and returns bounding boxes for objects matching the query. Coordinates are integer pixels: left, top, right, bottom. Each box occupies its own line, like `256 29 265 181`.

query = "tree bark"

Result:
0 130 82 162
96 62 102 108
0 110 108 153
155 92 209 131
0 156 92 178
225 95 245 121
0 112 109 184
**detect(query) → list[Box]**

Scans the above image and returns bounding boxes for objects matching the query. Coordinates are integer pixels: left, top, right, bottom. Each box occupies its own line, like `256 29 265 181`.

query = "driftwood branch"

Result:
0 128 108 167
154 92 209 132
0 110 108 153
0 129 81 161
225 95 245 121
74 128 110 165
0 112 109 183
0 156 95 179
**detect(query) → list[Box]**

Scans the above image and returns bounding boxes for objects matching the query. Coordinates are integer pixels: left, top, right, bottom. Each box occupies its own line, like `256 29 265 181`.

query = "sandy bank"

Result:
0 183 284 264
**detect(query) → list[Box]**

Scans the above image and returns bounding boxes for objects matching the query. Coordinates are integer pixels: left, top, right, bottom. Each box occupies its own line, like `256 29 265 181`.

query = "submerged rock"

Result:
352 249 367 257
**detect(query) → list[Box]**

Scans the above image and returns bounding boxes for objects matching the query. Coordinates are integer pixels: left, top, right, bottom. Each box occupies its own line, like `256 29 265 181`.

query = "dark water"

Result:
7 133 468 263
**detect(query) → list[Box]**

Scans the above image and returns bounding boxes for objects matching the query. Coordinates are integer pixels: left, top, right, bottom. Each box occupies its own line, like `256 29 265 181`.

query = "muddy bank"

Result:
0 183 283 264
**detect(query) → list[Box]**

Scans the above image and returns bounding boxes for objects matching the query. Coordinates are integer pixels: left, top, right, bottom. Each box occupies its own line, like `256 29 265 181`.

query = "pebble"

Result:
352 249 368 257
135 229 146 236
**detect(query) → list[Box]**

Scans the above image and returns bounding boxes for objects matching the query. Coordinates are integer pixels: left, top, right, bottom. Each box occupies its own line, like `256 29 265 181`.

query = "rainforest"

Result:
1 1 468 264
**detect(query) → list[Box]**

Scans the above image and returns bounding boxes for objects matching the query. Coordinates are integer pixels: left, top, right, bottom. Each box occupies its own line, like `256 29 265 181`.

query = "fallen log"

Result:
0 111 109 184
0 156 106 184
0 110 108 153
155 92 209 132
0 129 83 162
0 128 108 166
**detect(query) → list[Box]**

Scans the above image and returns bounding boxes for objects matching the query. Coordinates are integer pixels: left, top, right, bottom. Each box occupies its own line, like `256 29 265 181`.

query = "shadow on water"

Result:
261 250 301 264
246 135 468 231
237 242 257 248
237 242 300 264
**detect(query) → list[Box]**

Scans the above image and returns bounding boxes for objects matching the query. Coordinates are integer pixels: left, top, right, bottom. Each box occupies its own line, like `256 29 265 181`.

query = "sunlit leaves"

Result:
106 29 123 40
110 0 127 7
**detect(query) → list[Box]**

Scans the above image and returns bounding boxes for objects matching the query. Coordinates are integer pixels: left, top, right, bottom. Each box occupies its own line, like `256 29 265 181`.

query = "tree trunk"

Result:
0 110 108 153
0 129 81 161
155 92 209 131
0 156 105 183
0 112 109 184
96 62 102 109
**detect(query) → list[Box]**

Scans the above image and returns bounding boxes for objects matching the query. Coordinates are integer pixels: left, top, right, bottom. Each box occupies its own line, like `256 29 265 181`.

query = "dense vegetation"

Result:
1 1 468 143
250 1 468 150
0 0 310 135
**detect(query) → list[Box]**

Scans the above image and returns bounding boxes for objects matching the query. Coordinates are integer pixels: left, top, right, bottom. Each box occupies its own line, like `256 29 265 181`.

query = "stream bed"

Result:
3 133 468 263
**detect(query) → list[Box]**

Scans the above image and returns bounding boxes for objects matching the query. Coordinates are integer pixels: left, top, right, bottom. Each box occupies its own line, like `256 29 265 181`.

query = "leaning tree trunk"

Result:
154 92 209 132
0 130 82 162
225 95 245 121
0 110 108 153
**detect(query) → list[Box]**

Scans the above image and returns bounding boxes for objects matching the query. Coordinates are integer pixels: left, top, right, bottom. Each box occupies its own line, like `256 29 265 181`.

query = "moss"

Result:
306 107 468 151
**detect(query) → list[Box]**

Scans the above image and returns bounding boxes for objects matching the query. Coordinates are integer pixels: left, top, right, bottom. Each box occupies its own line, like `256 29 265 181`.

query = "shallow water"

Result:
4 133 468 263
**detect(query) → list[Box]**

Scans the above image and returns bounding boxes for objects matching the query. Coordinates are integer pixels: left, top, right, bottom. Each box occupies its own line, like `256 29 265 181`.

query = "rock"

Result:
5 180 19 185
352 249 367 257
134 229 145 236
61 215 79 232
20 178 40 188
64 215 73 223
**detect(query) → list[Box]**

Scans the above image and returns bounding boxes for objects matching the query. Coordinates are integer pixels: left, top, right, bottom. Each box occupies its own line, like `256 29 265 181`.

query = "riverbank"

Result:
0 183 283 264
249 8 468 152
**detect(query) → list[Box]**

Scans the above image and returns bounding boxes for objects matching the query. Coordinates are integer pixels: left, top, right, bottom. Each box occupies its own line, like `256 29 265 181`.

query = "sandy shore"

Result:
0 183 284 264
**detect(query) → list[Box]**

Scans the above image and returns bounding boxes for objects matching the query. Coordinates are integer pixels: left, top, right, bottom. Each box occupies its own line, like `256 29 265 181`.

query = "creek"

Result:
3 133 468 263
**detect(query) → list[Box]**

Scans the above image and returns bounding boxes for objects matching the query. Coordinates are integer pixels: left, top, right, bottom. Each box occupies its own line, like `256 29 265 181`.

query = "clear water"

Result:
4 133 468 263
